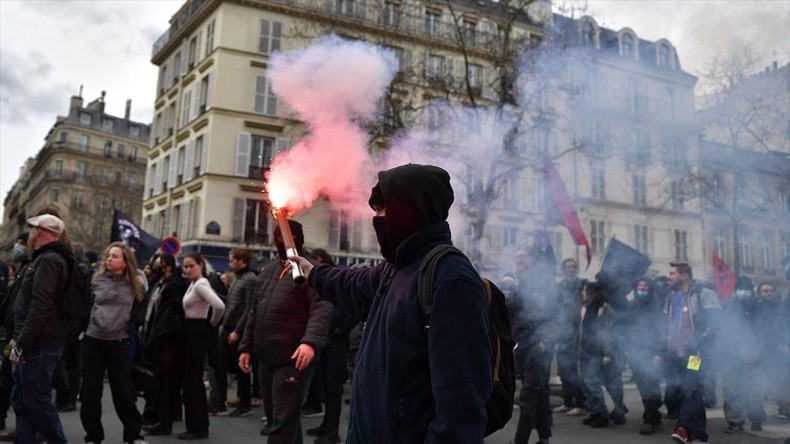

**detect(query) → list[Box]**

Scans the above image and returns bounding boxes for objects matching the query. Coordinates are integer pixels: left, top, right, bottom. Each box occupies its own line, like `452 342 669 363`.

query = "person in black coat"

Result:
625 277 666 435
238 220 332 444
141 254 188 436
290 164 491 444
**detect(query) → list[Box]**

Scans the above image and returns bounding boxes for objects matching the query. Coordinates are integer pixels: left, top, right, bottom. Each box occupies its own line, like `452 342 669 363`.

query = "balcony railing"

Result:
152 0 509 60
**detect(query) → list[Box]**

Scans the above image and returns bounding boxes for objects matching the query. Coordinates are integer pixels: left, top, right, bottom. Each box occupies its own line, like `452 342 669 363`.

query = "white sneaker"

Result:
566 407 585 416
553 405 571 413
132 440 149 444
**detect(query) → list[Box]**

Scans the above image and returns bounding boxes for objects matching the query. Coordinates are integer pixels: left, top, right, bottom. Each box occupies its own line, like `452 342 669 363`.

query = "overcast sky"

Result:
1 0 788 222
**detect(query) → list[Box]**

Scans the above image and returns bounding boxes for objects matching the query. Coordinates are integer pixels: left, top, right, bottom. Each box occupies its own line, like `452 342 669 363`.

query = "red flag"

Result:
543 152 592 268
712 253 736 302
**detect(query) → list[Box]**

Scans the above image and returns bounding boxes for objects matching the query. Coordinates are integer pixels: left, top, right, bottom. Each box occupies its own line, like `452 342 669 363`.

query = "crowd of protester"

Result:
0 203 787 444
502 246 790 444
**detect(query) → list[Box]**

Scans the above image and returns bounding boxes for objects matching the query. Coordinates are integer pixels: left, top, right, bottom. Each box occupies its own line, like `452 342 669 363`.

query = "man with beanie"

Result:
238 220 332 443
10 214 71 443
290 163 492 443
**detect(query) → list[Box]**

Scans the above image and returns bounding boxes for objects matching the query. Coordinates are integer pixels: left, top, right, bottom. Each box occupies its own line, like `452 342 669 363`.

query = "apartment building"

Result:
1 93 150 254
142 0 549 270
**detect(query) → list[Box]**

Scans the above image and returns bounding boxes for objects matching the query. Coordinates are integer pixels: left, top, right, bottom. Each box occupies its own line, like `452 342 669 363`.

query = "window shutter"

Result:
151 212 160 237
184 139 195 182
179 200 190 239
205 72 214 109
232 198 245 241
236 132 251 177
180 40 189 76
191 197 200 239
144 164 152 198
168 151 178 189
154 161 163 195
199 132 209 175
194 30 202 64
254 75 266 114
358 0 367 19
164 206 173 237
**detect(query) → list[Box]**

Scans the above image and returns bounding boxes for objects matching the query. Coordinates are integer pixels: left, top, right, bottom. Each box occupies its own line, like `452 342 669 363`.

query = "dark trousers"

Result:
0 349 13 422
53 340 81 407
259 359 315 444
320 335 349 433
722 359 765 426
216 327 251 406
11 346 66 444
182 319 210 433
154 361 183 429
664 354 708 441
556 345 584 409
514 347 552 444
79 336 143 443
630 352 663 424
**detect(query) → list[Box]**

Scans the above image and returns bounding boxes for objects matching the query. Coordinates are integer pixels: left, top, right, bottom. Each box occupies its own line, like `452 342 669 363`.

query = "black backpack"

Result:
417 245 517 437
57 254 94 335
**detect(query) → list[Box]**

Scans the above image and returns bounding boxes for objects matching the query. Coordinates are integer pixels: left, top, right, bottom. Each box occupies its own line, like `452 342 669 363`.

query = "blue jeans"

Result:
665 354 708 441
581 353 609 417
11 346 66 444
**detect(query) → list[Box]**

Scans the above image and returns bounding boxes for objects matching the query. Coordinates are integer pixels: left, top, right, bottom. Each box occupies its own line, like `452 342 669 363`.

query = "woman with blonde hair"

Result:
79 241 147 444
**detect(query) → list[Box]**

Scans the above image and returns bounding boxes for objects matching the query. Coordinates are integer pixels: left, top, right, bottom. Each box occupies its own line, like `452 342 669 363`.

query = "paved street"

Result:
8 380 789 443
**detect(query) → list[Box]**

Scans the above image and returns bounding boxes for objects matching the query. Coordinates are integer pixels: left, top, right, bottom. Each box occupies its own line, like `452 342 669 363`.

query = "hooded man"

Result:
290 163 492 444
238 220 332 443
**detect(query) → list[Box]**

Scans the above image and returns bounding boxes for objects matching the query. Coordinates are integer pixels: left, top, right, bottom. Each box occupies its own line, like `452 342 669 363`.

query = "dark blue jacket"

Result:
309 222 491 443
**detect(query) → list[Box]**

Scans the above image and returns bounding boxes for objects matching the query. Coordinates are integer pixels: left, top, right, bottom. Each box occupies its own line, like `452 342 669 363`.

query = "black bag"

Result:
56 255 93 336
417 245 517 437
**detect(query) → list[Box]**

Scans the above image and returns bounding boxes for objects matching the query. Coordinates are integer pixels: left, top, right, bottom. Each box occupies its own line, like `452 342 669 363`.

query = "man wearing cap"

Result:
10 214 71 443
290 163 491 444
238 220 332 442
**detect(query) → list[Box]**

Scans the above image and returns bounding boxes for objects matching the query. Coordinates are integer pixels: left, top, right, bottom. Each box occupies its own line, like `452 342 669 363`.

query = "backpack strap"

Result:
482 278 501 385
417 245 464 333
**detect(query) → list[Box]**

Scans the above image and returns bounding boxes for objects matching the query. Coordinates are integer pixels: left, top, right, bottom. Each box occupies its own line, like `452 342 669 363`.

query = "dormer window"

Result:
580 20 596 47
657 42 674 69
621 33 635 58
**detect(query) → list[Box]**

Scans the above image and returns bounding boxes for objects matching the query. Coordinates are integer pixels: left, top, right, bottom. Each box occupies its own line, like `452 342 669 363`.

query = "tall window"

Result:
657 44 671 68
80 134 90 152
176 146 186 185
762 230 774 269
628 77 641 113
462 19 476 44
73 191 86 209
50 189 59 203
115 169 123 185
621 33 634 57
100 167 109 185
671 180 685 210
194 136 204 177
333 0 354 15
161 155 170 191
329 210 351 251
591 167 606 199
738 227 752 267
245 199 269 244
634 225 648 255
468 64 482 95
205 19 215 57
503 227 518 247
382 1 400 26
130 146 138 162
426 55 444 79
633 174 647 205
172 51 181 86
714 226 728 262
188 36 198 69
59 131 67 143
674 230 688 261
198 74 212 113
76 161 88 181
157 64 168 96
590 219 606 253
53 158 63 177
629 128 650 164
424 9 441 37
259 19 282 54
665 87 676 118
249 136 275 178
104 141 113 157
500 176 518 209
254 75 277 116
666 139 688 172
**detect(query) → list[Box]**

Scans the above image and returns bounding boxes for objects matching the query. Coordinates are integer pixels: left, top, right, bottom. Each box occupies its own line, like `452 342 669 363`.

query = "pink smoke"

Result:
265 35 398 214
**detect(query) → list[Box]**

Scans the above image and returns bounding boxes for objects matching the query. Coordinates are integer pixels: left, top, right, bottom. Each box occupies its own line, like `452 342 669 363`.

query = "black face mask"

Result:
275 240 288 262
372 216 395 261
153 263 162 274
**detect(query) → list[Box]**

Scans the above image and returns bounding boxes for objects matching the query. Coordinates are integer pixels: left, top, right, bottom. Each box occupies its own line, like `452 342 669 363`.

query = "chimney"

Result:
69 85 84 113
125 99 132 120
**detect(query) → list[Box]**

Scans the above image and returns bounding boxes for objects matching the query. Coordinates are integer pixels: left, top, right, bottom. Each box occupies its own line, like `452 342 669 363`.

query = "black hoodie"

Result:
13 240 73 351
